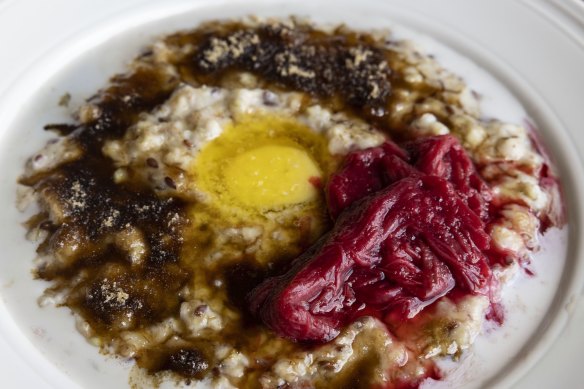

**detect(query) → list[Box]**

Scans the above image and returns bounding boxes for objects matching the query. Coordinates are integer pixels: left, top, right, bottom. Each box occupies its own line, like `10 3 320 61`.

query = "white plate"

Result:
0 0 583 388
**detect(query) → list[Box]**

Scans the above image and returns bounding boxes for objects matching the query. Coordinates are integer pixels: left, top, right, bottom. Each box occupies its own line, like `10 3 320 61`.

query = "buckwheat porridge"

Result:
17 17 563 389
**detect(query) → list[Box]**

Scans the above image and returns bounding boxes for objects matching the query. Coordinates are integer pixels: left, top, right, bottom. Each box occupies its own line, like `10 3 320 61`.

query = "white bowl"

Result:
0 1 583 388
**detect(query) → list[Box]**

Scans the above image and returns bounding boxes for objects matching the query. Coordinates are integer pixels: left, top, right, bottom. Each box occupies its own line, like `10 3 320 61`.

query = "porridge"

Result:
18 17 563 388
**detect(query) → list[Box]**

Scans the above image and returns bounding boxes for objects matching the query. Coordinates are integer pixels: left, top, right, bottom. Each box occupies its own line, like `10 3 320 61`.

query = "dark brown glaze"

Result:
194 24 392 109
44 123 79 135
23 58 189 345
138 346 213 379
166 21 407 135
30 156 189 335
159 20 465 145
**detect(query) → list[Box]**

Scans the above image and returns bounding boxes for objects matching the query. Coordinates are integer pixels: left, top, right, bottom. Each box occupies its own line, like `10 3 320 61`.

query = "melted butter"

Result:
192 113 335 217
183 114 336 267
224 144 321 209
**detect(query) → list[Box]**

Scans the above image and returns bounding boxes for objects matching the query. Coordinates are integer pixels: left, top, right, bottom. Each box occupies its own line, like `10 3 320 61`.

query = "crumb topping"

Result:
195 22 392 108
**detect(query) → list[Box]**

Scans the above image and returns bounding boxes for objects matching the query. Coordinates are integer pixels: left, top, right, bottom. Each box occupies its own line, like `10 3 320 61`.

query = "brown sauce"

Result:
21 19 465 388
